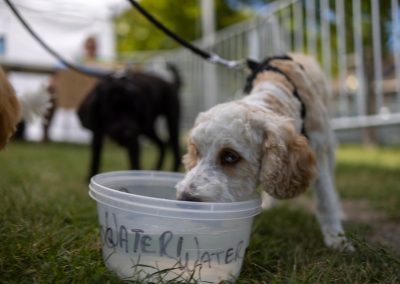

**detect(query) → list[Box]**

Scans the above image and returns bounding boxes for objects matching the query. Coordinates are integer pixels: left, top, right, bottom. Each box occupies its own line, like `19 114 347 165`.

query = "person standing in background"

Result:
42 35 99 142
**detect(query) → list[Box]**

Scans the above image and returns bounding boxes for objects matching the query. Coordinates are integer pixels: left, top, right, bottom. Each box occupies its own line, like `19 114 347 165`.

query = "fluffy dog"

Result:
176 54 353 251
0 67 20 150
1 67 52 150
78 65 181 180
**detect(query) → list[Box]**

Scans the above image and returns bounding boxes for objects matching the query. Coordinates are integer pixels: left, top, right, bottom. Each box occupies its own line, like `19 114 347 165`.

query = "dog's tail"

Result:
166 63 182 92
18 85 52 123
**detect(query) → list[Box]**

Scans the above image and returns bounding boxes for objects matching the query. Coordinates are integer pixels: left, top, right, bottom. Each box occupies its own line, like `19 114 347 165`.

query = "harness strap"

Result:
257 63 308 138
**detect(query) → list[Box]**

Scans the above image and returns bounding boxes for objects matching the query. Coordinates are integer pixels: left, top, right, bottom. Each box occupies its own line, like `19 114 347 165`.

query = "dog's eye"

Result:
219 149 241 165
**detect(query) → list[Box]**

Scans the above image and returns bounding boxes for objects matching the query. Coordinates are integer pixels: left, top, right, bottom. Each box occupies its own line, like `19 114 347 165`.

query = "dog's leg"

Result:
146 130 165 170
261 191 278 210
89 130 104 180
169 131 181 172
313 149 354 251
127 137 140 170
166 113 181 171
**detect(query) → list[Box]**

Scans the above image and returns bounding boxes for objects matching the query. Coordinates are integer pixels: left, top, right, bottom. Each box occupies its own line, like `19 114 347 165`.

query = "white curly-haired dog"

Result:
176 53 353 251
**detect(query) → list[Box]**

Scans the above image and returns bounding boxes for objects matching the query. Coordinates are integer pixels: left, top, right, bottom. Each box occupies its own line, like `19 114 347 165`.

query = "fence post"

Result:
335 0 349 116
320 0 332 91
305 0 317 56
392 0 400 111
270 15 283 53
371 0 383 113
293 1 304 52
201 0 218 109
248 26 260 60
352 0 366 116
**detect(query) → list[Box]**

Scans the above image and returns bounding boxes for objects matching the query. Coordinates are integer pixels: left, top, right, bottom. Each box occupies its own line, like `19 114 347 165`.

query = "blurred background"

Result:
1 2 400 282
1 0 399 145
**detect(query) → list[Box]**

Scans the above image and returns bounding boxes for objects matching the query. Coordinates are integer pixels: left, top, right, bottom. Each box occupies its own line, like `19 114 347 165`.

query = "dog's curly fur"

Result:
176 53 353 251
0 67 20 150
78 65 181 180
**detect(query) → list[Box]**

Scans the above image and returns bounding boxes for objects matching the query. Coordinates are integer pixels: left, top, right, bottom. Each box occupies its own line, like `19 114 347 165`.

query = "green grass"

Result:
0 141 399 283
336 145 400 220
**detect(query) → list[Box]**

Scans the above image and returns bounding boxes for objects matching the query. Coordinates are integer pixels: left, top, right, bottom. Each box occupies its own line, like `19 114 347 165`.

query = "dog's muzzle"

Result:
177 192 203 202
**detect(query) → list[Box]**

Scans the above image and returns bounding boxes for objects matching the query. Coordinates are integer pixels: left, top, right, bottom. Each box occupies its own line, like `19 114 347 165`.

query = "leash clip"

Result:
208 54 246 70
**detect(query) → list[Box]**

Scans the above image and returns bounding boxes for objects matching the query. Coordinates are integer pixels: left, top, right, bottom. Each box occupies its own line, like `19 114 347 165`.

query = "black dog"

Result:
77 65 181 179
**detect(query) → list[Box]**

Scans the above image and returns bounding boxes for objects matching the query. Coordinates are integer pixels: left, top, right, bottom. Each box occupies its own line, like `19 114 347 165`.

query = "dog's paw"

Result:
261 191 278 210
324 233 355 252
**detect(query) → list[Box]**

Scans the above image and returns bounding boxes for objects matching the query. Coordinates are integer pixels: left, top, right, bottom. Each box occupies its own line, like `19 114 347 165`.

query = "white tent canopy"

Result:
0 0 129 65
0 0 130 142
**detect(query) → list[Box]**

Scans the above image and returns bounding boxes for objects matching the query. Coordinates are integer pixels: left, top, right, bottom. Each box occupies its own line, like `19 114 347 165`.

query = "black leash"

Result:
4 0 112 79
126 0 245 70
6 0 245 76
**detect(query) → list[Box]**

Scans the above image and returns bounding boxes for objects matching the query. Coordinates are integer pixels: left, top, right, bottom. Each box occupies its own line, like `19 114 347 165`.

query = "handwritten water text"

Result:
99 211 246 271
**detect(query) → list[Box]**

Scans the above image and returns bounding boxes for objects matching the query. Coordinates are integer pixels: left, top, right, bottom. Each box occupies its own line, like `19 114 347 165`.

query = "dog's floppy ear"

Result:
259 121 316 199
182 136 198 171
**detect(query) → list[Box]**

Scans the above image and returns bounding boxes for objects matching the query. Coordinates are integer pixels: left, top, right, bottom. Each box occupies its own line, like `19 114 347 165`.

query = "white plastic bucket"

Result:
89 171 261 283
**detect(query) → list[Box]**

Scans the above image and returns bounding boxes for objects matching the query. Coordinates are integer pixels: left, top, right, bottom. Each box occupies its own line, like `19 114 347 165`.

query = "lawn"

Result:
0 141 399 283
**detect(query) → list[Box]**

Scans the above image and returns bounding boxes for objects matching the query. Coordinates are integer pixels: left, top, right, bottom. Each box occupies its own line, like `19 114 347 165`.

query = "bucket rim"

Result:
89 170 262 219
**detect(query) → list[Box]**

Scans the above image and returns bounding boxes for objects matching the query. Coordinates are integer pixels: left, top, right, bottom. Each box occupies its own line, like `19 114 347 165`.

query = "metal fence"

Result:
134 0 400 136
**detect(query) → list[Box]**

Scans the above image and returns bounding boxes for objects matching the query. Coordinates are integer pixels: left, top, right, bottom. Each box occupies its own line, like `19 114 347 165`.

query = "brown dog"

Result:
0 67 20 150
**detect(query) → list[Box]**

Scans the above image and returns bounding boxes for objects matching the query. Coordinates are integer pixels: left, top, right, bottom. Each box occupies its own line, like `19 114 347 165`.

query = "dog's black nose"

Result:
178 192 202 202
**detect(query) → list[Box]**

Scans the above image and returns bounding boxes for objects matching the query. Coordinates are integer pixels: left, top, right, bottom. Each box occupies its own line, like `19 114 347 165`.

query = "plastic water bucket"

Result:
89 171 261 283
